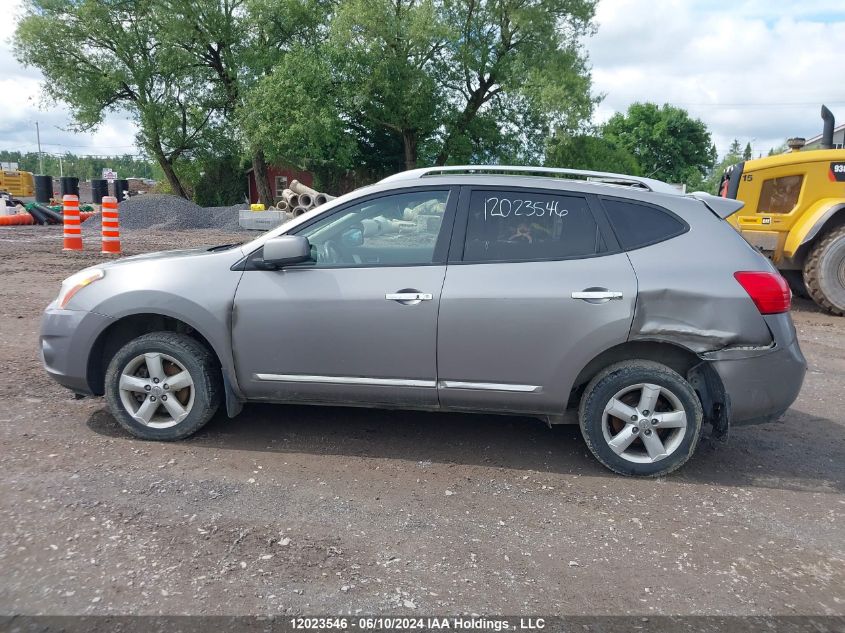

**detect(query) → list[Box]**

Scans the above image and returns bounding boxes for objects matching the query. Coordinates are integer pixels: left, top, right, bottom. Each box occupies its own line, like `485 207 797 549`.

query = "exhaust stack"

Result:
821 104 835 149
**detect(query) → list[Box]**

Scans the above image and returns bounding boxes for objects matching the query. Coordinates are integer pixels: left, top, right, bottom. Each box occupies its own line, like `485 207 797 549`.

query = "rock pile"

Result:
82 194 249 232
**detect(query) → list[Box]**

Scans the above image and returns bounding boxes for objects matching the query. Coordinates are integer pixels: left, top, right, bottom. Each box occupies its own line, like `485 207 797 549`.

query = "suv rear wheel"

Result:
804 225 845 316
578 360 703 477
105 332 221 440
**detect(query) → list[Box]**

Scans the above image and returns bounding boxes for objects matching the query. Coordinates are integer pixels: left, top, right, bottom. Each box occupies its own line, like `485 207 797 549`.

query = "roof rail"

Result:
378 165 679 194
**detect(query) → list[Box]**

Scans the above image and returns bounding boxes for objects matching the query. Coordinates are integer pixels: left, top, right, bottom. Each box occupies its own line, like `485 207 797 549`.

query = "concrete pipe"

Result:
292 206 310 217
298 193 314 208
282 189 300 208
361 216 400 237
275 200 290 212
289 179 320 198
314 193 330 206
404 199 443 221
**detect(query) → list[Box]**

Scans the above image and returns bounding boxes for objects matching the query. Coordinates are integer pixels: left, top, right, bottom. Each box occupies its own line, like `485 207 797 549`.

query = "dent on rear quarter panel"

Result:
627 198 774 353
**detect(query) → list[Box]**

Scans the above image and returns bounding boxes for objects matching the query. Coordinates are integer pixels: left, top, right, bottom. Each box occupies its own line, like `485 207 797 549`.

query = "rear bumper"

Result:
702 313 806 424
40 303 113 395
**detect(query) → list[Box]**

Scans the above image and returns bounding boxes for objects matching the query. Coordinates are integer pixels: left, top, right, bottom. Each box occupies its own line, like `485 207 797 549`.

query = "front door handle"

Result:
571 290 623 301
386 292 433 303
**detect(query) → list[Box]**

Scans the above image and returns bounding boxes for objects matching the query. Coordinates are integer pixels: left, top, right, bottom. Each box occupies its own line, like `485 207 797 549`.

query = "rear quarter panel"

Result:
627 197 775 352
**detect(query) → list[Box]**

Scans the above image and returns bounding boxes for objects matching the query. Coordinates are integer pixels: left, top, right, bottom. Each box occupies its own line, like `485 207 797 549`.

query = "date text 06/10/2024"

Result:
289 617 547 630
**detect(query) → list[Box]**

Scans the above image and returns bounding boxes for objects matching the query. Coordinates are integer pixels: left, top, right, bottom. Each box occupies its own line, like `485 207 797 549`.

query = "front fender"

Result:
783 198 845 258
91 290 242 398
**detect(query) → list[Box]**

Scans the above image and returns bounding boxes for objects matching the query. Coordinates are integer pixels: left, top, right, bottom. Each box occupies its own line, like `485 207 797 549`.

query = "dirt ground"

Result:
0 225 843 618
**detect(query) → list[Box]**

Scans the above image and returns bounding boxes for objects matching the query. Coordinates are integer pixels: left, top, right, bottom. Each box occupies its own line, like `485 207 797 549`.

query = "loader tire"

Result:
804 225 845 316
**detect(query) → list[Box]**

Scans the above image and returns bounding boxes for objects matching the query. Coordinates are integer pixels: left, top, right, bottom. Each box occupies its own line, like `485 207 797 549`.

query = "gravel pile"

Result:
206 203 250 231
82 194 249 232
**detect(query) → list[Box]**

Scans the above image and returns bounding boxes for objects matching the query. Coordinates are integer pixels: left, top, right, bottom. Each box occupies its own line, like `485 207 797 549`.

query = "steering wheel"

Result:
318 240 344 264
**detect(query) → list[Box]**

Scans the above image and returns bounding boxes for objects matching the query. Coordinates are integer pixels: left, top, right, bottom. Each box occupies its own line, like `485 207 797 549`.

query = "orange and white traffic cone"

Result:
101 196 121 254
62 194 83 251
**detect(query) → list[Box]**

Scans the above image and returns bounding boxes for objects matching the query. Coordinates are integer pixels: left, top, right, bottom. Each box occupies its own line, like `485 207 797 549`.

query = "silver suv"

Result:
40 167 806 476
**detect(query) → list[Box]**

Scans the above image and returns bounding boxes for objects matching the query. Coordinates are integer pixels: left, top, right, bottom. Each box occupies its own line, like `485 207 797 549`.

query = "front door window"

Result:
295 191 450 267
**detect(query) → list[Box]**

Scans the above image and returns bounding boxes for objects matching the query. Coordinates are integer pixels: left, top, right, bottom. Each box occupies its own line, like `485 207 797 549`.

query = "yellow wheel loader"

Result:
719 105 845 315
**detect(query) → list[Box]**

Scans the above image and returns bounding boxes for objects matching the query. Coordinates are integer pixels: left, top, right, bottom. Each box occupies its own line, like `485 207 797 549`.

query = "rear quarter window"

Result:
601 198 688 250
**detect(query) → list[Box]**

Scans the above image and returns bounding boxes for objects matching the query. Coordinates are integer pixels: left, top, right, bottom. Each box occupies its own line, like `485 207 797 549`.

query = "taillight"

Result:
734 271 791 314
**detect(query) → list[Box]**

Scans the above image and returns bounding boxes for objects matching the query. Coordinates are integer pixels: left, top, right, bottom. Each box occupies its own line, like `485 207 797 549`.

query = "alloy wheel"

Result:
118 352 195 429
601 383 688 464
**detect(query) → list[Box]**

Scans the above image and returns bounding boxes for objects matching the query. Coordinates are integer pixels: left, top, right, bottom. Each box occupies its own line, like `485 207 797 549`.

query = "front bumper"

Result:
40 303 114 395
702 313 806 424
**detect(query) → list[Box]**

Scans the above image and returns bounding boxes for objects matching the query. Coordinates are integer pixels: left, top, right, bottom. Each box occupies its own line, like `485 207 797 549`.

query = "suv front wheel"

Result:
105 332 222 440
579 360 703 477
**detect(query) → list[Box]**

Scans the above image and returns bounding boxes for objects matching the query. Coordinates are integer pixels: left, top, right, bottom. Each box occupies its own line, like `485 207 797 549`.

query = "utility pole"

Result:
35 121 43 174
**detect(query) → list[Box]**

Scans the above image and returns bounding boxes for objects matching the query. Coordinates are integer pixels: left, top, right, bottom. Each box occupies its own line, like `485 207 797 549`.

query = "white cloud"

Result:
0 0 138 157
588 0 845 157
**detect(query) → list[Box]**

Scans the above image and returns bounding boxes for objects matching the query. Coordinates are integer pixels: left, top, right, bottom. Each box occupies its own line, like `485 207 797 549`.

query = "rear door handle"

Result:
571 291 623 301
385 292 433 302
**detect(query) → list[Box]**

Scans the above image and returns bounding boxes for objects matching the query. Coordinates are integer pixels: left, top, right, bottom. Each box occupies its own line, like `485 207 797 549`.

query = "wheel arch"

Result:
567 340 728 436
786 201 845 264
87 313 222 396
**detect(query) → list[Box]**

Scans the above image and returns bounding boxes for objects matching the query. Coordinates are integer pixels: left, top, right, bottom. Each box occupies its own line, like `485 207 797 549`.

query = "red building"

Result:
246 165 314 205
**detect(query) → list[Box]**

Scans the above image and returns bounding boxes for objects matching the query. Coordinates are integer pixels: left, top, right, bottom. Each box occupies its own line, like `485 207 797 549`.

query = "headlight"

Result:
57 268 105 309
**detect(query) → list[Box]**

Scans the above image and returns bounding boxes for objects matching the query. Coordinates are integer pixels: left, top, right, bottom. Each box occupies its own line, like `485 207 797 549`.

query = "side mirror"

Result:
341 226 364 247
261 235 312 268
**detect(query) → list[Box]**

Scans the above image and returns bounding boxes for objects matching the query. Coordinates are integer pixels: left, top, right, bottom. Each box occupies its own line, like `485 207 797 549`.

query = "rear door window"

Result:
601 198 687 250
462 189 605 262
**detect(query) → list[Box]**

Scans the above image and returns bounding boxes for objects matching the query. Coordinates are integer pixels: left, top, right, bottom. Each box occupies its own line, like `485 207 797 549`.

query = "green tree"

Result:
727 138 742 157
544 134 640 174
192 155 248 206
701 139 745 194
0 150 162 180
238 47 357 174
329 0 447 171
14 0 225 198
602 103 716 187
743 142 753 161
434 0 597 166
158 0 328 204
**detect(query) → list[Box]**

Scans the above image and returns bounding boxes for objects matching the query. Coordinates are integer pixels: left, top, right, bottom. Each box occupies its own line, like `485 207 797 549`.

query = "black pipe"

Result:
821 105 835 150
60 177 80 198
91 179 108 204
34 175 53 203
32 203 63 225
27 205 49 225
113 179 129 202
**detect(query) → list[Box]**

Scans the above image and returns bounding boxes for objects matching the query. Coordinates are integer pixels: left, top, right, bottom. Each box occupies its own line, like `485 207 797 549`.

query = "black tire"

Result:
578 360 703 477
105 332 221 440
782 270 809 299
804 225 845 316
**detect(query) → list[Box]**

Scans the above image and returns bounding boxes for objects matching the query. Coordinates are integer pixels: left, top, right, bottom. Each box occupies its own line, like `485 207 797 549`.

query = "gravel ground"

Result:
0 226 843 619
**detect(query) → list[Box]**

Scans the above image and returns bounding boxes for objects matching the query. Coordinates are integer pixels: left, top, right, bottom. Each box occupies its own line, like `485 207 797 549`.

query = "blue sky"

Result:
1 0 844 161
